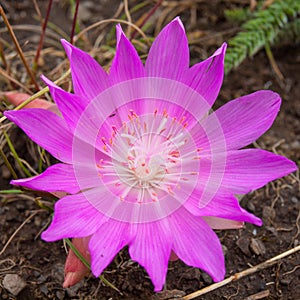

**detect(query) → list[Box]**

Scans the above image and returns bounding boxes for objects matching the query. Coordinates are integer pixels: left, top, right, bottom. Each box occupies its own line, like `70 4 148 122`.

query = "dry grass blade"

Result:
0 210 41 256
0 5 39 91
74 18 150 45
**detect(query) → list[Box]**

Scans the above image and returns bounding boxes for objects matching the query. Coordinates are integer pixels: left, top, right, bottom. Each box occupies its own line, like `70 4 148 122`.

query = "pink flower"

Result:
5 18 297 291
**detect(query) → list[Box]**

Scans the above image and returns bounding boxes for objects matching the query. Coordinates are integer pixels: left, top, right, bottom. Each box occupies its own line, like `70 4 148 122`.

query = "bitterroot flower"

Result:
5 18 297 291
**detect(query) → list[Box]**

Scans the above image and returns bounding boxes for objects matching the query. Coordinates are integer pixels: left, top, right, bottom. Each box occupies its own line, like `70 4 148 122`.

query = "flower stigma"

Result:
97 108 200 205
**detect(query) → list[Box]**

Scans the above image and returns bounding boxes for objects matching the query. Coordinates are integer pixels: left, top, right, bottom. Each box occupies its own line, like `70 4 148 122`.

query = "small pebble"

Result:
56 290 65 300
222 245 228 256
250 238 266 256
2 274 26 296
201 272 213 285
262 206 276 220
236 236 251 256
155 289 186 299
291 196 298 204
247 201 255 212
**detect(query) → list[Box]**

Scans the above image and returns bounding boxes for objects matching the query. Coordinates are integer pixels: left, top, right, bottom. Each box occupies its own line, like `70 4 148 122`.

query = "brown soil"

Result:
0 1 299 299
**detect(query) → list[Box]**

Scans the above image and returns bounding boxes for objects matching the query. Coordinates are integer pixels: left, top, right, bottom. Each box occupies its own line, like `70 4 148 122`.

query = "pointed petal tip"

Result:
172 16 184 30
115 24 122 43
211 268 226 282
40 74 55 88
61 38 73 51
63 272 79 288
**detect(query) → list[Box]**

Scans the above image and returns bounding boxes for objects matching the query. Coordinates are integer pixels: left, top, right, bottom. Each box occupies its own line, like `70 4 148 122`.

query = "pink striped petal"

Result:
42 191 106 241
145 17 189 79
170 207 225 282
109 24 145 82
11 163 79 194
203 90 281 150
89 220 131 277
223 149 297 194
129 219 172 291
183 43 226 106
4 109 73 163
41 75 86 131
191 191 262 226
61 39 108 100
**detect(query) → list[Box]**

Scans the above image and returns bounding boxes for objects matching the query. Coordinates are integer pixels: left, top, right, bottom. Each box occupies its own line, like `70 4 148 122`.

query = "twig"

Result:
0 147 18 179
0 210 41 256
0 66 33 94
70 0 80 44
265 42 284 82
0 40 8 69
131 0 163 40
0 5 40 91
2 130 32 177
74 18 150 46
33 0 53 72
183 245 300 299
123 0 132 36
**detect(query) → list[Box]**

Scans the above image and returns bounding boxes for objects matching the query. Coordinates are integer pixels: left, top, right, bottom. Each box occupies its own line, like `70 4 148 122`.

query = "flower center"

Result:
97 109 200 204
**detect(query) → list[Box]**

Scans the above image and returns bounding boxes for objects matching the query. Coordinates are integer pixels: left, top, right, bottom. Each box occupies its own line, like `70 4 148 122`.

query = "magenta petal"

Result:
183 43 226 106
61 39 108 100
109 24 145 82
89 220 131 277
42 192 106 241
170 207 225 282
224 149 298 194
145 17 189 79
193 191 262 226
129 220 172 291
11 163 80 194
204 90 281 150
41 75 86 131
4 109 73 163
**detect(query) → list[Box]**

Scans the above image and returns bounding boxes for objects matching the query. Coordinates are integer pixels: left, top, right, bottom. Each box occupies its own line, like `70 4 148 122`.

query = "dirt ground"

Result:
0 1 299 299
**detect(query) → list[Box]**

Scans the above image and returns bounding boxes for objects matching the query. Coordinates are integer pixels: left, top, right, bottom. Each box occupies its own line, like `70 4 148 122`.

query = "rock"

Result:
246 201 255 212
201 272 213 285
236 236 251 256
2 274 26 296
182 268 201 280
262 206 276 221
250 238 266 256
154 289 186 299
56 290 65 300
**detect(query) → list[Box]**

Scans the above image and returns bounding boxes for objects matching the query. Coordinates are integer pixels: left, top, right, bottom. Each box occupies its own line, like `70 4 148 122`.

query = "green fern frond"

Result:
225 0 300 74
275 18 300 44
224 8 252 23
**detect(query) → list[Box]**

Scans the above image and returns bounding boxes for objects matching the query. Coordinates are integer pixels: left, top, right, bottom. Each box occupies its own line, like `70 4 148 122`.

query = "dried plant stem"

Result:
130 0 163 39
183 244 300 299
123 0 132 36
33 0 53 72
0 69 71 124
2 130 32 177
75 19 150 45
0 41 8 69
70 0 80 44
0 210 41 256
0 147 18 179
0 67 33 94
0 6 39 91
265 42 284 82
